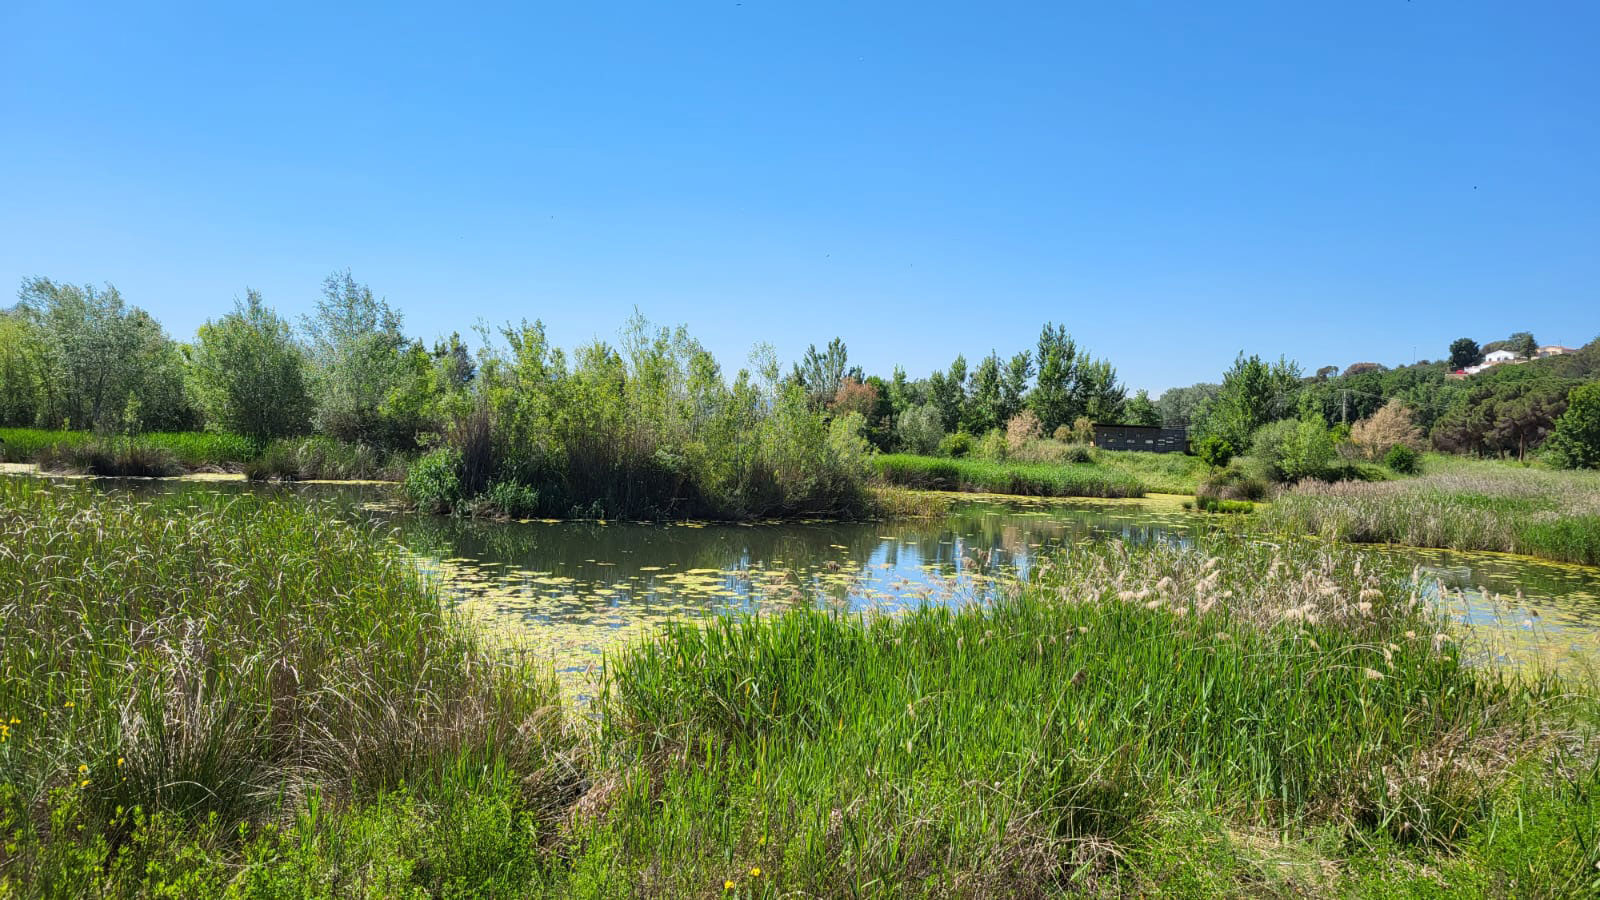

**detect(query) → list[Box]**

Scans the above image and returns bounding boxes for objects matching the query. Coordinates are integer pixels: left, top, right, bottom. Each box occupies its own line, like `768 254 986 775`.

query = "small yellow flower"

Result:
64 701 74 708
78 779 89 789
757 835 766 846
117 757 124 767
78 764 88 774
723 880 735 891
749 866 761 878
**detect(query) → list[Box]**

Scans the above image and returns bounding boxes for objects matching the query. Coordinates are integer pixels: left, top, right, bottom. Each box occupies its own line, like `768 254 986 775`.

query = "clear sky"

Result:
2 2 1595 393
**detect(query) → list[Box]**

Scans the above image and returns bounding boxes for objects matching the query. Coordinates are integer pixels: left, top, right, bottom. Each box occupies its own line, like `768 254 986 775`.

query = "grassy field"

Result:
1092 448 1208 494
3 478 1595 896
872 453 1146 498
1261 454 1600 565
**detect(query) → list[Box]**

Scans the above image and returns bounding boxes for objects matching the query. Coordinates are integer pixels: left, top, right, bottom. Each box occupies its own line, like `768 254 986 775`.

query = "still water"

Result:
32 474 1600 692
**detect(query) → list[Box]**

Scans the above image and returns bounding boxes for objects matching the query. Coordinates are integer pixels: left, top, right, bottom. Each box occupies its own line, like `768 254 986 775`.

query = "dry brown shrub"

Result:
1349 398 1423 460
1005 410 1044 453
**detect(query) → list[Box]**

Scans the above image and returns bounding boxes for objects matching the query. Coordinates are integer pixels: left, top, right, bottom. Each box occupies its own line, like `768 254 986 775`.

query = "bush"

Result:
973 428 1009 461
1196 466 1270 502
1384 443 1422 475
1544 381 1600 470
1064 443 1094 464
937 431 973 458
1004 410 1043 453
1249 417 1335 483
895 403 945 455
404 448 464 514
1349 399 1423 461
1194 434 1235 469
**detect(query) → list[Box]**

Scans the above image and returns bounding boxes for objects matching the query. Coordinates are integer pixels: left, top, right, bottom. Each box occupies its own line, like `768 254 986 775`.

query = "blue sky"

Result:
2 2 1595 393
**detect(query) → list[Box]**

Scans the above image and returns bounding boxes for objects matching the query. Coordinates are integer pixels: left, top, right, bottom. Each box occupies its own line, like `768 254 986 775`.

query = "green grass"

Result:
1260 454 1600 565
872 453 1146 498
0 478 576 893
1093 448 1209 494
3 478 1596 896
1 428 263 469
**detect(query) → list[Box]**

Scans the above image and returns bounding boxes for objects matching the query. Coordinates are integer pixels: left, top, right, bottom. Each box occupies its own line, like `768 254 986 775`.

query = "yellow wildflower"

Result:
723 880 735 891
749 866 761 877
79 779 89 789
117 757 124 767
78 764 88 774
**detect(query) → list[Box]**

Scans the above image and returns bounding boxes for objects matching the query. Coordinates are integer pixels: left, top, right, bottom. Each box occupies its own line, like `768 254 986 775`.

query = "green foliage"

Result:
1123 388 1161 426
1197 465 1270 502
1449 337 1483 370
1029 323 1124 432
1194 353 1302 448
935 430 972 458
1154 382 1219 428
1249 416 1336 483
11 277 196 431
871 453 1145 497
1430 377 1574 459
478 480 541 519
0 480 576 894
894 401 944 455
246 435 409 481
1195 433 1235 469
302 270 428 448
790 337 859 408
465 315 872 520
188 290 312 441
1543 381 1600 469
403 447 464 514
1384 443 1422 474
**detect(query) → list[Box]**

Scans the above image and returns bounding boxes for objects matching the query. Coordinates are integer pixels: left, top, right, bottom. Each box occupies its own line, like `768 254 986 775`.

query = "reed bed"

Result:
1262 460 1600 565
872 453 1146 499
587 533 1594 896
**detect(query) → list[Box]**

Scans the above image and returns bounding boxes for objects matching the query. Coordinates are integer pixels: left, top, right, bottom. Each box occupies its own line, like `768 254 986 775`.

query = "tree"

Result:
1430 379 1572 459
1543 382 1600 469
302 271 413 445
1155 383 1219 427
1509 331 1538 359
927 356 968 433
1448 338 1483 370
791 338 860 409
1194 353 1302 448
0 311 44 426
188 290 312 440
1028 324 1124 432
966 353 1004 434
15 277 194 431
1342 362 1385 377
1123 389 1161 426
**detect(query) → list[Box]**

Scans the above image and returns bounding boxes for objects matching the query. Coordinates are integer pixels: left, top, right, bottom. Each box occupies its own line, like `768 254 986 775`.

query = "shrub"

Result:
477 480 540 519
1384 443 1422 475
937 431 973 458
1194 434 1235 469
1196 466 1270 502
1064 443 1094 463
404 448 464 513
1004 410 1044 453
895 403 945 455
974 428 1009 461
36 436 182 477
1544 381 1600 470
1249 417 1335 483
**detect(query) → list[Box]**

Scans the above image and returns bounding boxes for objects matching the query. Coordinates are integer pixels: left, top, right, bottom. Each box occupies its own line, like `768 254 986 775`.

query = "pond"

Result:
15 472 1600 694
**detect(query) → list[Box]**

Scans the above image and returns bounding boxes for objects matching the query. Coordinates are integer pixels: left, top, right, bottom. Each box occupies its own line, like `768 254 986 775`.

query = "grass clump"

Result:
872 453 1145 498
245 435 410 481
1092 448 1209 494
1261 455 1600 565
0 478 577 893
34 435 183 477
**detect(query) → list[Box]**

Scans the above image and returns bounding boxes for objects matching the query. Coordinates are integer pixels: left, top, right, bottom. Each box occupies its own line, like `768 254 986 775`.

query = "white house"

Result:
1484 349 1518 364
